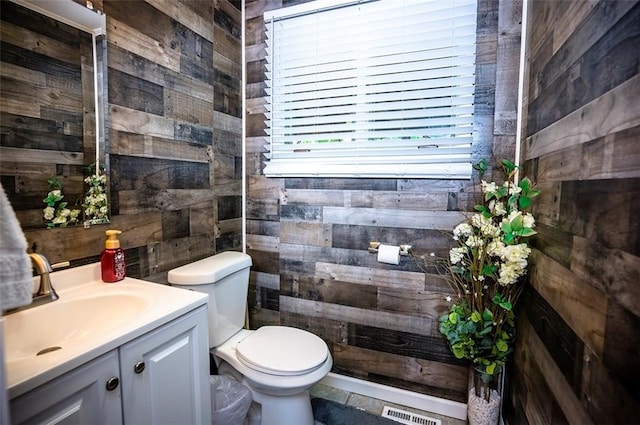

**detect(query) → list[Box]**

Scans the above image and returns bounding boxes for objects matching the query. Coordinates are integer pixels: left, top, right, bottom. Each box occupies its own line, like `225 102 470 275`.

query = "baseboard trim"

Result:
320 372 467 421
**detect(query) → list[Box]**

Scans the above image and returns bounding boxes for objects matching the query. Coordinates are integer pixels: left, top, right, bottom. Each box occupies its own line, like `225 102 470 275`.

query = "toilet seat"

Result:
236 326 328 376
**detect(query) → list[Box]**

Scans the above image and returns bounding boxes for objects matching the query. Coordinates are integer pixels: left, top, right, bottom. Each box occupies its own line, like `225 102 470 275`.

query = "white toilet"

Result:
168 251 332 425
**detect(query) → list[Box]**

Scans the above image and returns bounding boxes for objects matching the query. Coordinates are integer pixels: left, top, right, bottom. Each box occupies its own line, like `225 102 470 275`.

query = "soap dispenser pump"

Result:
101 229 125 282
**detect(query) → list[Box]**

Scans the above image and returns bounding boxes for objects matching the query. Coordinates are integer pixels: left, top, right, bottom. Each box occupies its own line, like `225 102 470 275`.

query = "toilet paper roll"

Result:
377 244 400 265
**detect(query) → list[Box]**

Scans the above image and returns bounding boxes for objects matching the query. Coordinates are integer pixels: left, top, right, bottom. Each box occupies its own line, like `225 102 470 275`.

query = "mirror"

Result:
0 0 109 228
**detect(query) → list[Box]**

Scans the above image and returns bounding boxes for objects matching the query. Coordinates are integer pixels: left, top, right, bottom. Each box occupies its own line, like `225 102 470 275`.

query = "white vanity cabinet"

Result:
9 306 211 425
119 304 211 425
9 350 123 424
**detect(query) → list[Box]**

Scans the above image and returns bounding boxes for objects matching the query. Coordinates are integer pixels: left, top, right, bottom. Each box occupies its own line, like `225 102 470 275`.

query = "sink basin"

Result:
4 293 148 364
2 262 209 399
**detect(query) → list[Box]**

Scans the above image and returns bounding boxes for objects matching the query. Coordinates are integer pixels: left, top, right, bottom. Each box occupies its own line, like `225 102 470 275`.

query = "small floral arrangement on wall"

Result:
42 175 81 228
82 163 109 225
414 159 540 404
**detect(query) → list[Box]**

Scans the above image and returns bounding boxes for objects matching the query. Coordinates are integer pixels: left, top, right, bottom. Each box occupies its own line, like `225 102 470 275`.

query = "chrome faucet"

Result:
30 253 58 302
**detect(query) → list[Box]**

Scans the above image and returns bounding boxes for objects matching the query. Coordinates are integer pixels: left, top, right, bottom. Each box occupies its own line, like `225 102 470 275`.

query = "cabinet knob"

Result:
106 377 119 391
134 361 145 374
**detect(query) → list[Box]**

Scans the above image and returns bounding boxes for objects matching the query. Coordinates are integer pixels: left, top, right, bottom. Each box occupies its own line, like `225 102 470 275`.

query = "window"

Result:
263 0 477 179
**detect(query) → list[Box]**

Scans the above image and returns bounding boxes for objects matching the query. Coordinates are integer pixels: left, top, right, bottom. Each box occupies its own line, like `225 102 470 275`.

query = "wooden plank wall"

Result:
0 1 93 228
2 0 243 280
245 0 522 402
506 1 640 424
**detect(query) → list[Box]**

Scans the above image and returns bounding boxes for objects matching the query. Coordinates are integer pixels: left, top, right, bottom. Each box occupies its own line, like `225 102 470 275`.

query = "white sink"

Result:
2 263 208 399
4 292 148 364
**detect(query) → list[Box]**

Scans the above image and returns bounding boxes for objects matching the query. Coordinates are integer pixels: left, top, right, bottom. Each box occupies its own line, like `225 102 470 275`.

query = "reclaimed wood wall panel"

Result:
4 1 242 279
245 0 522 402
508 1 640 424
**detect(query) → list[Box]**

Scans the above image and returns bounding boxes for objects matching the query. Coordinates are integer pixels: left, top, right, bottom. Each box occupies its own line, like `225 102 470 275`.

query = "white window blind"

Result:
263 0 477 179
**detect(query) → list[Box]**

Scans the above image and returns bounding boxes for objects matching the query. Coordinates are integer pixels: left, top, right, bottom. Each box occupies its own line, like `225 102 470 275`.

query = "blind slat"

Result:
265 128 473 144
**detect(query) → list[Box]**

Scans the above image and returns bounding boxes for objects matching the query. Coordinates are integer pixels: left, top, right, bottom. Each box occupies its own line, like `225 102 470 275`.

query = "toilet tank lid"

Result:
168 251 252 285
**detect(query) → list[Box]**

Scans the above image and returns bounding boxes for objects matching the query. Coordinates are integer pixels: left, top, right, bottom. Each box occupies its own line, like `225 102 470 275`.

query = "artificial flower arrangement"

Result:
82 163 109 224
414 159 539 403
42 175 82 228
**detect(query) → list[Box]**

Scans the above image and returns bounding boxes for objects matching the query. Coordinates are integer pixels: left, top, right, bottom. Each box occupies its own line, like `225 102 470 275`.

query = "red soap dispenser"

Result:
101 230 126 282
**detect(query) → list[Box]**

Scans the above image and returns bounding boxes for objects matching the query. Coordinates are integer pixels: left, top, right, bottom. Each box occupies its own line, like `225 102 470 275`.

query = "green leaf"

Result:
451 265 466 275
482 309 493 321
475 204 490 215
510 214 524 231
483 264 496 276
493 294 512 310
501 222 512 234
496 185 508 198
478 324 492 336
501 159 516 174
471 311 482 323
503 233 515 244
518 177 531 192
528 189 541 198
518 196 531 209
486 362 496 375
452 347 466 359
496 340 509 352
473 159 488 174
449 312 459 324
47 175 62 189
520 228 537 237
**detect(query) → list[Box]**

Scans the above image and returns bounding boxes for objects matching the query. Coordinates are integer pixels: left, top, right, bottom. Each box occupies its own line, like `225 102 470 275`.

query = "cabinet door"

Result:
119 306 211 425
10 351 122 425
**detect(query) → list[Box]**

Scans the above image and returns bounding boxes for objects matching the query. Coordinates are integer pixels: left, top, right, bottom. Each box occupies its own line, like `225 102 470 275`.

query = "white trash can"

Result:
210 375 252 425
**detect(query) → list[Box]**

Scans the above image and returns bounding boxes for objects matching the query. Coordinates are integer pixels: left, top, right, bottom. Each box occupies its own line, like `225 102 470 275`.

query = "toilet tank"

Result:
168 251 252 347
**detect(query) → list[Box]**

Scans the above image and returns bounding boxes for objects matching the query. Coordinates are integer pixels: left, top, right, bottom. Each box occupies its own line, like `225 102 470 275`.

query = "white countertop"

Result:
2 263 208 399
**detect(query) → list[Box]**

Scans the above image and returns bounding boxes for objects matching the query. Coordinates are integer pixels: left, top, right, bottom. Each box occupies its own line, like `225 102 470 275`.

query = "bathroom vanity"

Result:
3 264 212 424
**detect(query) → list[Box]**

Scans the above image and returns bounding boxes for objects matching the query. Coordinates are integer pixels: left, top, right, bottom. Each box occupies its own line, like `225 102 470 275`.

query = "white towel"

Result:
0 183 33 310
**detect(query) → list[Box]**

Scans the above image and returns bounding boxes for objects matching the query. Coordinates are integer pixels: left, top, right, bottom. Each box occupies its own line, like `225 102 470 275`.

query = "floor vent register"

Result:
381 406 442 425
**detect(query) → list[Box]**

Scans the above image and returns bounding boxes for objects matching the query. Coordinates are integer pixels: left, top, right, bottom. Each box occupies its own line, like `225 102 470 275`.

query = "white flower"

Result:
501 243 531 264
498 263 520 285
465 235 484 248
489 200 506 216
453 223 473 239
52 215 67 224
51 189 61 197
481 180 497 193
508 184 522 195
523 212 535 228
445 296 452 302
59 208 71 218
43 206 55 220
449 247 467 264
472 214 501 237
486 239 505 257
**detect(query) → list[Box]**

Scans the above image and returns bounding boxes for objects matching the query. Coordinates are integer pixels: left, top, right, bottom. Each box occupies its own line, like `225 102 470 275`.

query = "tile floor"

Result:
310 383 466 425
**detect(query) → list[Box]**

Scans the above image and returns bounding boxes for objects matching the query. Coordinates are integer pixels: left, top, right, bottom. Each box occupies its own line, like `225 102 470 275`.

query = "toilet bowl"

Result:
168 252 332 425
216 328 332 424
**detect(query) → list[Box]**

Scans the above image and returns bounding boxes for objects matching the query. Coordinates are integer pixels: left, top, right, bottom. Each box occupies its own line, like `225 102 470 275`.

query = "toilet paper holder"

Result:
368 242 412 256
